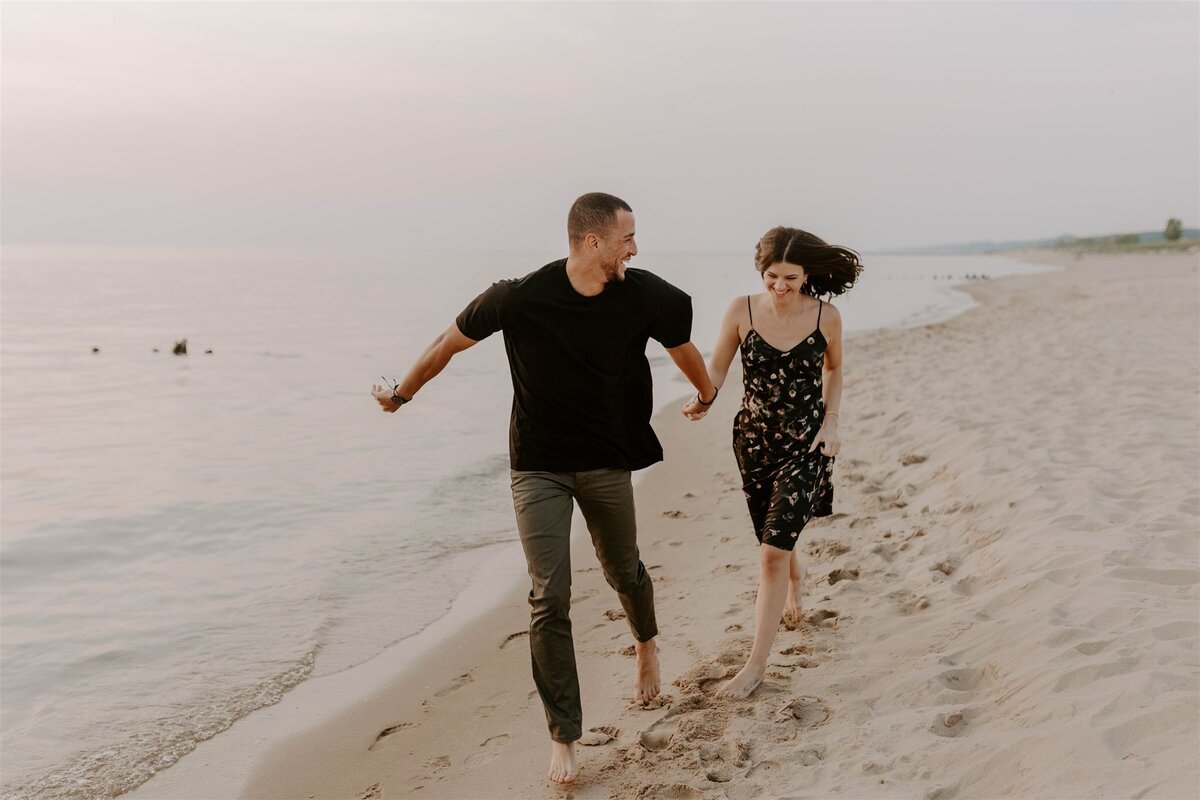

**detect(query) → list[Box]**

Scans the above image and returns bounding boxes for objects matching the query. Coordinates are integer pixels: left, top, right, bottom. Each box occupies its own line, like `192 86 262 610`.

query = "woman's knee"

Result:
759 542 792 573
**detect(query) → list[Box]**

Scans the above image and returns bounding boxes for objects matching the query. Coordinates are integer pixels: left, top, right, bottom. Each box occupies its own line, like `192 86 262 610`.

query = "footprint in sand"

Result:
779 644 813 655
805 539 851 560
662 510 687 519
604 608 627 621
776 696 832 728
771 656 819 670
827 567 859 585
929 708 971 738
706 765 734 783
633 783 703 799
936 665 997 692
798 744 826 766
368 722 414 751
476 689 518 718
463 734 512 769
952 575 981 596
1151 620 1200 641
887 589 929 615
900 453 928 466
639 726 674 751
434 673 474 697
359 782 382 800
1051 658 1138 693
1073 639 1113 656
1106 566 1199 586
746 759 783 780
581 725 620 746
931 558 957 576
802 608 840 628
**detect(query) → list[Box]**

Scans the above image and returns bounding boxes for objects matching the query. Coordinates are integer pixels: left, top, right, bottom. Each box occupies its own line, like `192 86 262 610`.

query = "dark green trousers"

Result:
509 468 658 743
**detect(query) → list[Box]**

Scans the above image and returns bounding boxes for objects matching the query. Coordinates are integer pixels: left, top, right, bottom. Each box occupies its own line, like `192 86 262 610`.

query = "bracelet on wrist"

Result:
825 410 839 419
697 387 719 406
383 375 410 407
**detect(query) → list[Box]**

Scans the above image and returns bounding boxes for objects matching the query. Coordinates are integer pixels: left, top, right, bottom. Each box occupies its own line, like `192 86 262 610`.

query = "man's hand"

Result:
371 384 404 413
682 394 710 421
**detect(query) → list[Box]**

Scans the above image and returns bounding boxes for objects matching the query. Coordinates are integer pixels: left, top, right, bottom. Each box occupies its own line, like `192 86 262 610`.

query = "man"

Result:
371 192 717 784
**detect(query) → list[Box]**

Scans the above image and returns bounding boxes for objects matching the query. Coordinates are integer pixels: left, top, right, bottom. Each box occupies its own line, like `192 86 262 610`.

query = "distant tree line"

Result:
1053 218 1189 248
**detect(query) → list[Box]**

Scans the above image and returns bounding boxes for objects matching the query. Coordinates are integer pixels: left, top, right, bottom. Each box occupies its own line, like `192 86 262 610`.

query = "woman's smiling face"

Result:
762 262 806 299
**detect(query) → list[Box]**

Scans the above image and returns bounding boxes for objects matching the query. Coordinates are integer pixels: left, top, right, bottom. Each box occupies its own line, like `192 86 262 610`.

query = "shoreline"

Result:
127 248 1199 799
118 256 1030 799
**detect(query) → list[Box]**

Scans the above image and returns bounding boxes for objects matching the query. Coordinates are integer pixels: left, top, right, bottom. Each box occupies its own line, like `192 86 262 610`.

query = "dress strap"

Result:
746 295 754 329
816 299 823 330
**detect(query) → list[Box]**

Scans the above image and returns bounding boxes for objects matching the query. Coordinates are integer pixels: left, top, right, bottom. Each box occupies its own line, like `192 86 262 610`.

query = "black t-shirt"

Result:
456 258 692 472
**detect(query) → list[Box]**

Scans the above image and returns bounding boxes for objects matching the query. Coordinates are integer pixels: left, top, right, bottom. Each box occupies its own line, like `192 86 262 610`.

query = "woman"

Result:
683 226 863 699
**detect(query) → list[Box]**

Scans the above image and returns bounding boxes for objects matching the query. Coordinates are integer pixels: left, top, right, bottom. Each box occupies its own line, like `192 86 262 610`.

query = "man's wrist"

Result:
697 386 719 406
391 390 412 406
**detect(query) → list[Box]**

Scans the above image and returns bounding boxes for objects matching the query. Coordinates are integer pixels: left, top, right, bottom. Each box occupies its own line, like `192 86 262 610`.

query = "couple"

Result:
370 192 862 785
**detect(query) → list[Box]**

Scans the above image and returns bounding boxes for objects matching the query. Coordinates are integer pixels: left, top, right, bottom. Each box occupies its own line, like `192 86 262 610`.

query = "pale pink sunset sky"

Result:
3 1 1198 251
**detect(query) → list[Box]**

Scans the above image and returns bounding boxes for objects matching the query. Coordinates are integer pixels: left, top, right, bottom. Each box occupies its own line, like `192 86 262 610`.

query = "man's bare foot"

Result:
548 740 578 784
633 638 661 705
715 662 765 699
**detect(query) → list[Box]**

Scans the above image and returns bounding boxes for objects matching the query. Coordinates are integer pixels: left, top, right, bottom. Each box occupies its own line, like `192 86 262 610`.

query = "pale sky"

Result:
3 1 1198 252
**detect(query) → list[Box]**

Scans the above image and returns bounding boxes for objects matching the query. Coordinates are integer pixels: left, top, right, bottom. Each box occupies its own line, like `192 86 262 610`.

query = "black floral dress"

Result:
733 296 834 551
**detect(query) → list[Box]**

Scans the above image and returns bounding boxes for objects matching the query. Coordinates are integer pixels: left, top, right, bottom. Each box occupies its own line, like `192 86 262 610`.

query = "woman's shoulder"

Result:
817 297 841 317
816 298 842 334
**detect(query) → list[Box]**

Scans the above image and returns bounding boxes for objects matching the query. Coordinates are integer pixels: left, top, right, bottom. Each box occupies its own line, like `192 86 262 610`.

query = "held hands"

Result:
682 395 709 420
682 387 718 421
809 418 841 457
370 383 404 413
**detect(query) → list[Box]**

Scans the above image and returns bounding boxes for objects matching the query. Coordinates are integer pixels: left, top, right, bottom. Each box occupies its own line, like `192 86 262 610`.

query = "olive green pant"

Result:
510 468 658 743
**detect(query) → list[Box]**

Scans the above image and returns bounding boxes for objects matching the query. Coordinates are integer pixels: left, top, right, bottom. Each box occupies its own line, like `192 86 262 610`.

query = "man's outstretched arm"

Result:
370 323 479 412
665 341 717 406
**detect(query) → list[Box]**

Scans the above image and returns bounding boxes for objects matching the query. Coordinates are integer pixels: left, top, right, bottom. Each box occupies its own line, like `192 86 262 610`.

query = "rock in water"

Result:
173 339 187 355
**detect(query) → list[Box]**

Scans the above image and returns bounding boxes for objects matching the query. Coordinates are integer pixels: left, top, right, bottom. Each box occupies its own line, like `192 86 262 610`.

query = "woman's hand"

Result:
682 395 709 421
809 419 841 457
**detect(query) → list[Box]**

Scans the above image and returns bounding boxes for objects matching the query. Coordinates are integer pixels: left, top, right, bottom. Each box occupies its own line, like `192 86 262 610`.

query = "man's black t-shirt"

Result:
456 259 692 472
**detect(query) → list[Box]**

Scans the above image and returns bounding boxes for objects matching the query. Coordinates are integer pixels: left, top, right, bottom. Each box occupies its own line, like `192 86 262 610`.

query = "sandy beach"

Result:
128 249 1199 800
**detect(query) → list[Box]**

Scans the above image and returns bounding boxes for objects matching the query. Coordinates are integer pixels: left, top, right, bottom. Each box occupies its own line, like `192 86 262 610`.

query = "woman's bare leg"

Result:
716 543 791 699
783 551 807 627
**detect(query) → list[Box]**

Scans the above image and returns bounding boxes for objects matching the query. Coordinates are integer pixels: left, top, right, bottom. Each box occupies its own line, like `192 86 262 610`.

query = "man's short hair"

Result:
567 192 632 246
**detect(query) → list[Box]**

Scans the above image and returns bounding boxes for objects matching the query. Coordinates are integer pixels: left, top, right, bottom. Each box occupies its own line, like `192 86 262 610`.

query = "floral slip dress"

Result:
733 295 835 551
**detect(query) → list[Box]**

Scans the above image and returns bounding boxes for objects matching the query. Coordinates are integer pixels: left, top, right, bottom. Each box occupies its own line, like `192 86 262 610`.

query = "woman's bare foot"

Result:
782 584 803 627
715 662 765 699
782 561 807 627
548 740 578 784
633 638 661 705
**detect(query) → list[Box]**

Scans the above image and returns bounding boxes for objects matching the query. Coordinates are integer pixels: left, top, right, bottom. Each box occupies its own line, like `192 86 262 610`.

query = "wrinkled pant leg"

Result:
574 469 658 643
510 470 581 743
